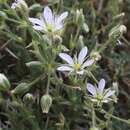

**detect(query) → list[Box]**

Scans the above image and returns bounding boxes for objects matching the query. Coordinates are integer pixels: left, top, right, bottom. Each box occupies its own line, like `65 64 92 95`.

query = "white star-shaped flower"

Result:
29 6 68 33
57 46 94 75
87 79 115 104
11 0 28 9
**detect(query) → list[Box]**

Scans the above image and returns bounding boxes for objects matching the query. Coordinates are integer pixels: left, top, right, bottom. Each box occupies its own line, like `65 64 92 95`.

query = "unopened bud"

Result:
109 25 127 39
53 35 62 44
120 25 127 33
11 82 30 95
91 52 101 61
0 73 10 91
40 94 52 113
0 11 8 19
113 13 125 20
78 35 84 46
11 0 28 13
75 9 85 25
11 101 22 108
112 82 118 91
83 23 89 33
23 93 34 103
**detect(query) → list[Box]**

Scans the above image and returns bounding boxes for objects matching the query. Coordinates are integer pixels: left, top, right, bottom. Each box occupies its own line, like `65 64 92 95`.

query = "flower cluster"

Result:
29 6 68 33
10 2 117 115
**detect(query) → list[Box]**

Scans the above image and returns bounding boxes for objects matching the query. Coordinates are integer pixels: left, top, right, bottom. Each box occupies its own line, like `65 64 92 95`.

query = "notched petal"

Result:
57 66 73 71
57 11 68 23
43 6 53 24
98 79 106 94
59 53 74 65
78 47 88 64
82 59 94 68
87 83 96 96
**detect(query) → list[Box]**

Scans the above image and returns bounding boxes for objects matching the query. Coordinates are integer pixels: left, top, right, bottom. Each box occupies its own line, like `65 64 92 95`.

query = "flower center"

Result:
47 24 54 32
74 63 81 71
96 94 103 101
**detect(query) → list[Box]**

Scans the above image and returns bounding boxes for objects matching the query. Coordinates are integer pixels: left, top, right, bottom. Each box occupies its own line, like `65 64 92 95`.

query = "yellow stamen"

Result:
47 24 54 32
96 94 103 101
74 63 81 71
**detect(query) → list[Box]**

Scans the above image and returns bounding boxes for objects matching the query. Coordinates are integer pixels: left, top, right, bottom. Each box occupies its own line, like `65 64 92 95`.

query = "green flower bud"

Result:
11 101 22 108
11 82 30 95
112 82 118 93
75 9 85 25
40 94 52 114
0 11 8 19
91 52 101 61
109 25 127 39
11 0 29 17
23 93 35 104
0 73 10 91
90 127 100 130
53 35 63 44
82 23 89 33
42 35 52 45
78 35 84 46
11 0 28 10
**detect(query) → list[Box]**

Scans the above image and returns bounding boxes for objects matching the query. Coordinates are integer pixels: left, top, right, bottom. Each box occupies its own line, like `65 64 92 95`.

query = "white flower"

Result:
11 0 28 9
87 79 115 104
29 6 68 33
57 47 94 75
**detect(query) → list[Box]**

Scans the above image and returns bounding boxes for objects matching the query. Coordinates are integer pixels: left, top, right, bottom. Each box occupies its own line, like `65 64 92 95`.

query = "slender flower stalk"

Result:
57 46 94 75
87 79 115 104
29 6 68 33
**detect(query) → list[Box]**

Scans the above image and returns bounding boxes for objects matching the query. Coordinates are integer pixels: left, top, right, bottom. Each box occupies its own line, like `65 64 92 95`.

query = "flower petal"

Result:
29 18 43 26
78 47 88 64
104 90 115 99
57 66 73 72
102 99 109 103
11 3 17 9
82 59 94 68
56 12 68 24
77 70 84 75
33 25 44 31
98 79 106 94
54 23 63 31
91 98 98 102
43 6 53 24
87 83 96 96
59 53 74 65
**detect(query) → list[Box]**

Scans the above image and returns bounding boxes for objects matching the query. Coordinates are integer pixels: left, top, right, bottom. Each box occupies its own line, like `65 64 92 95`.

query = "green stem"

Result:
28 76 42 87
101 110 130 125
74 74 78 84
90 1 96 34
74 27 80 42
98 38 112 53
46 73 51 94
92 104 96 127
32 41 45 63
6 18 21 24
121 36 130 46
45 116 50 130
87 71 98 84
